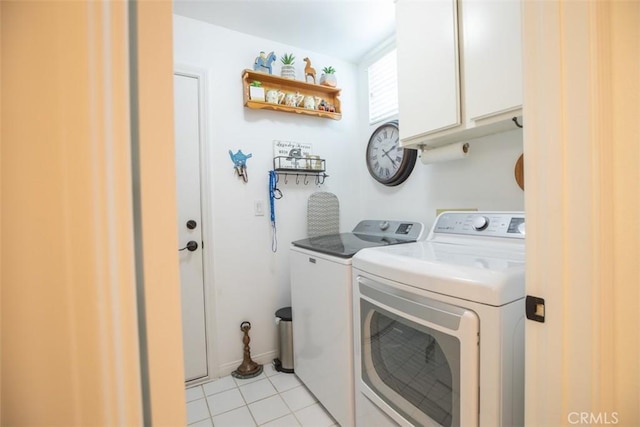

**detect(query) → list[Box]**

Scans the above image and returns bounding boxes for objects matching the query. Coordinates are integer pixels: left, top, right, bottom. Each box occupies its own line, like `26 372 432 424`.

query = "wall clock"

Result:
365 120 417 186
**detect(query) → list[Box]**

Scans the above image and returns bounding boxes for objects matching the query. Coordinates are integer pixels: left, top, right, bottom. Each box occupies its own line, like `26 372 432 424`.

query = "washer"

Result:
352 212 525 427
290 220 424 427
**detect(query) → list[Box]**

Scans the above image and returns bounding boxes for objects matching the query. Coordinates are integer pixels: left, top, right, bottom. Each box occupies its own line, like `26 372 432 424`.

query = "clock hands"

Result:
382 146 398 167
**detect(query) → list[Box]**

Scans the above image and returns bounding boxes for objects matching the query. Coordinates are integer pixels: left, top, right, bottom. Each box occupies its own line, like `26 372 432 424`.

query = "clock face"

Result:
366 121 417 186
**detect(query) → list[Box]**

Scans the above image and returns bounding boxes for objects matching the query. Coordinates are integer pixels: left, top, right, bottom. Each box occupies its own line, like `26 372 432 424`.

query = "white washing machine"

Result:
290 220 424 427
352 212 525 427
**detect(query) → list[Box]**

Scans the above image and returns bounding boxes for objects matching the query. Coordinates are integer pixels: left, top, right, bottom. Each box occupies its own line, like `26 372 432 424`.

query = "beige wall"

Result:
523 1 640 425
1 0 185 425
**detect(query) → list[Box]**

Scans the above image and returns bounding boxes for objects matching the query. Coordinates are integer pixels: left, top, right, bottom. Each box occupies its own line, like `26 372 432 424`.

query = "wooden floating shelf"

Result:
242 69 342 120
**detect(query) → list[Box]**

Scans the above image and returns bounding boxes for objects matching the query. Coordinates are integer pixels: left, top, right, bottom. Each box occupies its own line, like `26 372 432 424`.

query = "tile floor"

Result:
186 363 338 427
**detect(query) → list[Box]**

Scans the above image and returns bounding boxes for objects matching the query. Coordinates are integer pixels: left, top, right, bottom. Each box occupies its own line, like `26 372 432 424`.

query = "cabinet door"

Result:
396 0 461 142
462 0 523 121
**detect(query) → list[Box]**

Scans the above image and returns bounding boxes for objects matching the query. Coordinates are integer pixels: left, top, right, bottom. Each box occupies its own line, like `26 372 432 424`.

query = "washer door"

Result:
357 277 479 427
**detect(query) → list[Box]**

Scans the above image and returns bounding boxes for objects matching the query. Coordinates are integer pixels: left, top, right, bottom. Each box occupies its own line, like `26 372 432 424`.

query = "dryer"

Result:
352 212 525 427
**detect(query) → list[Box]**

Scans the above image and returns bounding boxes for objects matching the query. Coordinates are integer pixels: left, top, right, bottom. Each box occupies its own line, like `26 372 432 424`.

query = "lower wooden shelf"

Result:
245 100 342 120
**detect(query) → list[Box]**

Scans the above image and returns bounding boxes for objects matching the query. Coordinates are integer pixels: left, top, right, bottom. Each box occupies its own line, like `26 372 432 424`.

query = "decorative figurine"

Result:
287 147 303 169
229 149 253 182
303 57 316 84
254 51 276 74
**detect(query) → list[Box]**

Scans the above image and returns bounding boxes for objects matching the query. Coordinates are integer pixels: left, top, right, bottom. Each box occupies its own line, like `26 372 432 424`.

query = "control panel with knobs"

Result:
431 212 525 239
350 220 425 240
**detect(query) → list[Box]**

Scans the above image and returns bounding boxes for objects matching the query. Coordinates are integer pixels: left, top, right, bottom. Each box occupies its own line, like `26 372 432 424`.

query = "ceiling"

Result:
172 0 396 64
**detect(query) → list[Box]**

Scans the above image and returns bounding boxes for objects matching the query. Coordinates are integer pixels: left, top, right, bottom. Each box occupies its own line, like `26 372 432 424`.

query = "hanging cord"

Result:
269 170 282 252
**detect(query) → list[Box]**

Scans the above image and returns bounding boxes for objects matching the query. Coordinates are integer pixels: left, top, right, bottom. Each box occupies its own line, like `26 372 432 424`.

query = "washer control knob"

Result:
379 221 390 231
472 216 489 231
518 222 526 235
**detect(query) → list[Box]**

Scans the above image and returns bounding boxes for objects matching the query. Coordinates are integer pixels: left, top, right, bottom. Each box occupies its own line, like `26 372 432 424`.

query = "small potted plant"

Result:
319 66 337 87
280 53 296 79
249 80 265 102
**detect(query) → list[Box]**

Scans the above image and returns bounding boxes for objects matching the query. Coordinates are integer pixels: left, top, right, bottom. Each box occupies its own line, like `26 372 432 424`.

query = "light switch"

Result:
254 199 265 216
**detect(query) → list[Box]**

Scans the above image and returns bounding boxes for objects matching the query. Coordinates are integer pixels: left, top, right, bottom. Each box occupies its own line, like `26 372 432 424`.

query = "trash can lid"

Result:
275 307 292 321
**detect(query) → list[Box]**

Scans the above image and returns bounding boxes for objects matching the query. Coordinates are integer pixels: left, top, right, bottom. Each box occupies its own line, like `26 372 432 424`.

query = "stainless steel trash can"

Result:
274 307 294 373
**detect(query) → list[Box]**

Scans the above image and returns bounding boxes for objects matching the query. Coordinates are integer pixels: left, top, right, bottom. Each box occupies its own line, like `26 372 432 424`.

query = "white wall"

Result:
173 15 362 375
356 43 525 229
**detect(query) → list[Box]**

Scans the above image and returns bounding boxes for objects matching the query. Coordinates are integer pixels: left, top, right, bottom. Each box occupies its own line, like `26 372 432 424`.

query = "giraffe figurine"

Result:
303 57 316 84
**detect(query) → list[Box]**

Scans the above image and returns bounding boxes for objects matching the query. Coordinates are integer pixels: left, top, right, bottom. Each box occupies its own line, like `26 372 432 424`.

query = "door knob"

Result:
179 241 198 252
186 220 197 230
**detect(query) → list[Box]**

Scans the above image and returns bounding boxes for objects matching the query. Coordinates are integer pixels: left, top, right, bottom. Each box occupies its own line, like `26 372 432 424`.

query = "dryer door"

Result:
356 276 479 427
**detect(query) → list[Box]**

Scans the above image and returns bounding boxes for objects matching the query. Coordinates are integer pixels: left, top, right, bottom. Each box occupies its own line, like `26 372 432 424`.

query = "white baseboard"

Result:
185 350 279 388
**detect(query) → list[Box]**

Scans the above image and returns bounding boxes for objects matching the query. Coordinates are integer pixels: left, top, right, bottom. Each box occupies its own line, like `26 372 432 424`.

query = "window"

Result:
368 49 399 124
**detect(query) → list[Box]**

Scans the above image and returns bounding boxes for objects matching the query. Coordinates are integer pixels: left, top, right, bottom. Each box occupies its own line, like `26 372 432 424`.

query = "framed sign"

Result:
273 140 313 170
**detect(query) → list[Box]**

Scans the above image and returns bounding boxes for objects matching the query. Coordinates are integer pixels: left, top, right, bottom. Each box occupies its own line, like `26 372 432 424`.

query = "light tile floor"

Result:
186 364 338 427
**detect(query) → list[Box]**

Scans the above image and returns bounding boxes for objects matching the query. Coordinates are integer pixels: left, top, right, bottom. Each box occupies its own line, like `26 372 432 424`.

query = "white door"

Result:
174 73 208 382
523 2 640 425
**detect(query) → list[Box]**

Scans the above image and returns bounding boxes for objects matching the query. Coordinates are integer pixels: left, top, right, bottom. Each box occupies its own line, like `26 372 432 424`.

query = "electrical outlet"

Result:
254 199 265 216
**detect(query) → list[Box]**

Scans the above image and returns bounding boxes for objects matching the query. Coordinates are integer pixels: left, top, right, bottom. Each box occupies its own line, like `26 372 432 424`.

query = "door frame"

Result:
174 65 218 383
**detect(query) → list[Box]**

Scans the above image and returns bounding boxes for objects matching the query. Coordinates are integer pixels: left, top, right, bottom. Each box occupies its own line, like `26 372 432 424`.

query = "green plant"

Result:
249 81 262 87
280 53 295 65
322 66 336 74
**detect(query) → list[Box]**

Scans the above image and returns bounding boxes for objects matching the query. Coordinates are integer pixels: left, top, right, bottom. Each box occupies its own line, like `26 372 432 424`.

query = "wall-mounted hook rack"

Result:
273 170 330 186
272 156 329 188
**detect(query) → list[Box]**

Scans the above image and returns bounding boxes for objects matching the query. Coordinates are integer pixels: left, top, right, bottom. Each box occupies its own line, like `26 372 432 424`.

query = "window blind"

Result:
368 49 399 124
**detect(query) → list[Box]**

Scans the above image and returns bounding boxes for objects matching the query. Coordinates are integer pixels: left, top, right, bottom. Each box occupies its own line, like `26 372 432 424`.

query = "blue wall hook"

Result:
229 149 252 182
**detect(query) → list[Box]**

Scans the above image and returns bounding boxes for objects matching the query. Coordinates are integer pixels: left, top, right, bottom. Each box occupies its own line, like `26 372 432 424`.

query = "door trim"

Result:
174 66 218 383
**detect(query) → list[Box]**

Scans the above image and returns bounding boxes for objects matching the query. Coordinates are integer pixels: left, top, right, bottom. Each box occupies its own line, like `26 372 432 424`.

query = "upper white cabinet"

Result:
396 0 523 149
396 0 461 141
462 0 523 121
